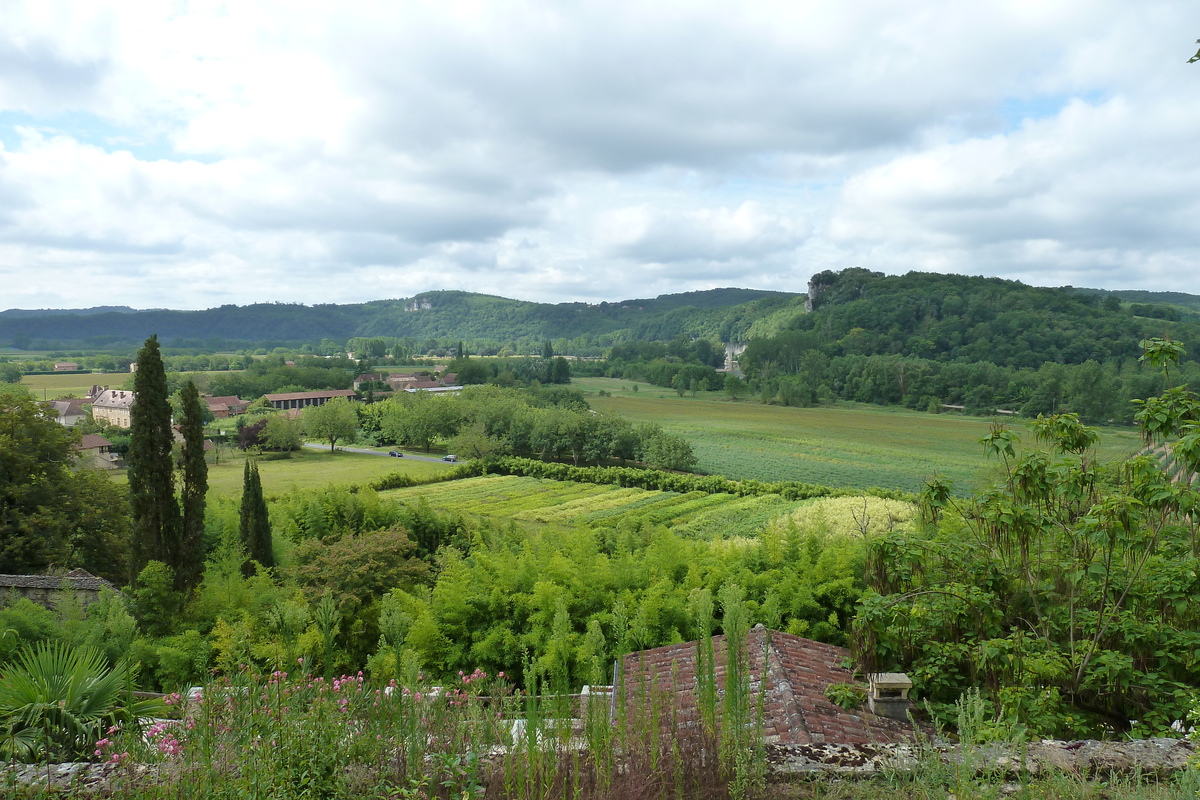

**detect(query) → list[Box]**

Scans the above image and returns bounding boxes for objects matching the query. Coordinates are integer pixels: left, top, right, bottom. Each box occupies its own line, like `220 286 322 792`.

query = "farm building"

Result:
263 389 357 411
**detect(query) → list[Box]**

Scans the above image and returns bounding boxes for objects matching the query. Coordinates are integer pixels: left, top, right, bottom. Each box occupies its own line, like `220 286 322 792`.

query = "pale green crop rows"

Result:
378 474 857 540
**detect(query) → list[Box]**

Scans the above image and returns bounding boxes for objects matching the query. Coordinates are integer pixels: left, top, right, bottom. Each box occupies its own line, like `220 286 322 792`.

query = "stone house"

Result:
48 397 90 426
0 569 119 610
76 434 119 469
353 373 385 390
91 389 136 428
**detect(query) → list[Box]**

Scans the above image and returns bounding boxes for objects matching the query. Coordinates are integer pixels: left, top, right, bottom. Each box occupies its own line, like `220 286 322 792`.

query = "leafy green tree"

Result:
239 460 274 571
0 388 80 572
176 380 207 593
129 335 182 579
261 413 302 451
0 362 21 383
639 425 699 472
303 397 358 452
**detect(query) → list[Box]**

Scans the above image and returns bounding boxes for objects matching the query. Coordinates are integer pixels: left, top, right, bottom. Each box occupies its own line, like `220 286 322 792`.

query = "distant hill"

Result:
3 273 1197 360
0 288 800 351
0 306 141 318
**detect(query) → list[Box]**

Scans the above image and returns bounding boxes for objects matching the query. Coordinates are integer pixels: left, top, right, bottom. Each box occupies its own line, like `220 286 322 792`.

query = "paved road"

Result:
302 442 456 464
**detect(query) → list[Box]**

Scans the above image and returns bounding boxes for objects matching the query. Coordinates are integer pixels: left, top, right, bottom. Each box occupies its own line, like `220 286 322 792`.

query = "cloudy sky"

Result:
2 1 1199 310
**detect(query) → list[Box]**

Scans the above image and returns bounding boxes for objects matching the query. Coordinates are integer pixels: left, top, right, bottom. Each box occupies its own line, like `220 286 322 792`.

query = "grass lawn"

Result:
572 377 1143 494
111 447 454 499
20 372 121 399
21 369 248 399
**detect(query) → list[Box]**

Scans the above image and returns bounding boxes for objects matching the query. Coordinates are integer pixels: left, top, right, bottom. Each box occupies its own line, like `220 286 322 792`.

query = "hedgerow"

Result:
477 456 915 503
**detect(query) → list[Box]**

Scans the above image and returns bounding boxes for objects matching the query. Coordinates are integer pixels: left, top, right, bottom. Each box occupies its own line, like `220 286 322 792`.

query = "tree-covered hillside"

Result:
0 288 798 351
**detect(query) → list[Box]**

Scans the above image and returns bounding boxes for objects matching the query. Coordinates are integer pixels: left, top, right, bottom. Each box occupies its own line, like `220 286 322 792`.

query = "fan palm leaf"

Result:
0 640 155 761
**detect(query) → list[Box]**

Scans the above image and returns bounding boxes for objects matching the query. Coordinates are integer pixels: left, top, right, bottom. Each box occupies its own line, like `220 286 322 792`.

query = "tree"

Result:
639 426 699 472
128 335 181 581
176 380 207 592
239 460 273 571
0 362 21 384
261 414 302 451
303 398 358 452
0 388 79 572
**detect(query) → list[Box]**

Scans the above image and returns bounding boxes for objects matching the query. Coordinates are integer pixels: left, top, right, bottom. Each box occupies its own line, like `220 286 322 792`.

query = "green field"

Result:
378 473 830 539
110 447 454 499
572 377 1142 493
21 369 246 400
20 372 122 399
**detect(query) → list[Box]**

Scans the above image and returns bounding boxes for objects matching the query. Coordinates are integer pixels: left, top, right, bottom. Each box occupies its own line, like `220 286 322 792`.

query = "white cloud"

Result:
1 0 1198 309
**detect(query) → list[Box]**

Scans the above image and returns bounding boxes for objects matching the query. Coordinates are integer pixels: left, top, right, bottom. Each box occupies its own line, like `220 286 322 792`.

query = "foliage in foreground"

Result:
857 343 1200 737
0 640 162 762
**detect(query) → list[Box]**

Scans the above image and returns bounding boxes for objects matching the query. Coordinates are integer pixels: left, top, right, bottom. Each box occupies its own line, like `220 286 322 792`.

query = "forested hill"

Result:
780 268 1200 368
0 288 799 350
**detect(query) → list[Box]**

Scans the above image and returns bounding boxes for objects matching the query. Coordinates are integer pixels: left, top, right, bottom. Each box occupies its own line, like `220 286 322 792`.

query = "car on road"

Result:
389 451 403 457
442 454 458 462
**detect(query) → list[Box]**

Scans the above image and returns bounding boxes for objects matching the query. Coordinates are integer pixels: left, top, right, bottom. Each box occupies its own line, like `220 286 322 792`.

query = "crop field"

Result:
110 448 453 499
20 369 246 399
572 377 1142 493
377 474 854 539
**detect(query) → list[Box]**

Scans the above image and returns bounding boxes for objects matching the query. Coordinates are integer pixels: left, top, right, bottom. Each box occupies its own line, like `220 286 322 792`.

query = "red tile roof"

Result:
263 389 357 402
619 626 914 746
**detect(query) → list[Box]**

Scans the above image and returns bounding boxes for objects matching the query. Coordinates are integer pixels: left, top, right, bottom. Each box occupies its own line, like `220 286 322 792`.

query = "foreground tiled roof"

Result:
0 570 117 593
620 626 914 745
77 434 113 450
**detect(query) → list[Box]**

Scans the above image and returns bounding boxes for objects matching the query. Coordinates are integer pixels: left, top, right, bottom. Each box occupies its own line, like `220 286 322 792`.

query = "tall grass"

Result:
25 659 767 800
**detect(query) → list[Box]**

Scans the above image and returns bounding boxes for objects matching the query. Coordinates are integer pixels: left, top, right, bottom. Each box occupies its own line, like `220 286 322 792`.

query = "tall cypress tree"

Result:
129 334 181 578
239 460 273 572
177 380 208 592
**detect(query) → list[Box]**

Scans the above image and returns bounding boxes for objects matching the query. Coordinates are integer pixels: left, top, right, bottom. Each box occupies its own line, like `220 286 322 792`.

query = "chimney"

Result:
867 673 913 722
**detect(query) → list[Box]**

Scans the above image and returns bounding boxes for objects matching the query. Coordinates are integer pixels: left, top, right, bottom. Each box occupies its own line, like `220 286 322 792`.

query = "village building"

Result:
204 395 249 418
48 397 90 426
0 569 119 610
353 373 385 390
91 389 136 428
53 362 80 371
263 388 357 411
76 433 119 469
619 625 915 746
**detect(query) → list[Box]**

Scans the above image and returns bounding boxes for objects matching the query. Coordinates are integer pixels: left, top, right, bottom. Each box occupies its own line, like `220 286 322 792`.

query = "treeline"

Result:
206 355 358 399
741 351 1194 423
472 456 912 503
355 385 699 471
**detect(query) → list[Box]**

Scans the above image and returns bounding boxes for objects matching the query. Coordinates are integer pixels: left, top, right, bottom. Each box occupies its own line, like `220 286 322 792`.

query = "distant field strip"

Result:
577 378 1142 493
379 475 818 538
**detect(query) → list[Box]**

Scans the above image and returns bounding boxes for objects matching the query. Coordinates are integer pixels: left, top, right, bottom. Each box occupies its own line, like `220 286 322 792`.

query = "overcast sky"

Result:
2 1 1198 310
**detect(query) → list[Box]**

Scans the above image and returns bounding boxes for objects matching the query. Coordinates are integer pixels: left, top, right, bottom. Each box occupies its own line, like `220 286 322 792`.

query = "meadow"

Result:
20 369 243 399
572 377 1142 493
110 447 455 499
